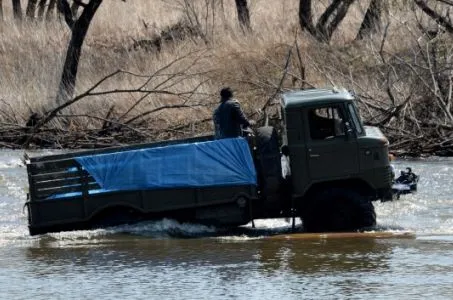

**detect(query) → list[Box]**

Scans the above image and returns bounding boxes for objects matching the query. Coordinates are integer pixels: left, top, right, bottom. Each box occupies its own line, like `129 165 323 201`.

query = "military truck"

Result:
24 88 393 235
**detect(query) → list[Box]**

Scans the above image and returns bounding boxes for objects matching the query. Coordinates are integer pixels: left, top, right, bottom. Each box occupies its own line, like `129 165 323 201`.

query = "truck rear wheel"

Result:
302 188 376 232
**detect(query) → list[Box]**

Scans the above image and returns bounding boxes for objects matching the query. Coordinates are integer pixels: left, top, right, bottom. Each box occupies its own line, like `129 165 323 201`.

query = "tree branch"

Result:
57 0 74 28
414 0 453 34
124 104 207 125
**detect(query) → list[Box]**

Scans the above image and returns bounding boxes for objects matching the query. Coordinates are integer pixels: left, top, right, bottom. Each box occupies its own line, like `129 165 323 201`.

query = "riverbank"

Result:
0 122 448 158
1 1 452 156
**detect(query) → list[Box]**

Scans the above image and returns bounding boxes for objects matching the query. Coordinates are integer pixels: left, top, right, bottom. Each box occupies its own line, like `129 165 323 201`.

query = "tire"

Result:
254 126 281 197
302 188 376 232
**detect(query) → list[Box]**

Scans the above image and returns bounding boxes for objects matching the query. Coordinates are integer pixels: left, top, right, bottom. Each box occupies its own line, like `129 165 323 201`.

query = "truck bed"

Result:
25 136 258 235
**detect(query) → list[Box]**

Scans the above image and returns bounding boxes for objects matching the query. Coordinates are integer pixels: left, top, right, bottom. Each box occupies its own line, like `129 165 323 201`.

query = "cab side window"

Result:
308 106 345 140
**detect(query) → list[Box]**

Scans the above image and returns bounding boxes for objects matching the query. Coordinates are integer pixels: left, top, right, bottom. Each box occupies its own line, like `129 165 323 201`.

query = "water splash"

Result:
2 152 453 245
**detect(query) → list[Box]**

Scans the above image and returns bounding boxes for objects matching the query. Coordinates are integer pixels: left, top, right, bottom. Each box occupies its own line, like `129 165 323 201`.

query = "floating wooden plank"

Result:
267 231 415 240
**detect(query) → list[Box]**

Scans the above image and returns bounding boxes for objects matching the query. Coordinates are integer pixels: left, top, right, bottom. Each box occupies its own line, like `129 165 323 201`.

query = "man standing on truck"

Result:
213 87 254 139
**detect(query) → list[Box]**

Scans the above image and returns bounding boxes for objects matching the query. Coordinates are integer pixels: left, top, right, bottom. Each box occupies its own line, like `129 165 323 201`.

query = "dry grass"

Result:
0 0 451 149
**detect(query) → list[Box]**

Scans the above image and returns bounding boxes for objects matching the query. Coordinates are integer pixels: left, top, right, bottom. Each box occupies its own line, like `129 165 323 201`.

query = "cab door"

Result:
305 104 359 180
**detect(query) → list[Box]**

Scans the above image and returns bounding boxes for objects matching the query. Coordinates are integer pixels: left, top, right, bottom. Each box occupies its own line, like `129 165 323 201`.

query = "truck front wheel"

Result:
302 188 376 232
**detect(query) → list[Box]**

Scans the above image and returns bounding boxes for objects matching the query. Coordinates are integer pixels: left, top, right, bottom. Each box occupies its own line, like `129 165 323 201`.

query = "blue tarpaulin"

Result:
75 138 257 191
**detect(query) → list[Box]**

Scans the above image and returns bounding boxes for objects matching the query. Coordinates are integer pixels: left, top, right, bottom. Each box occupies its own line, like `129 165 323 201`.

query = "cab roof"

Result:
282 88 355 108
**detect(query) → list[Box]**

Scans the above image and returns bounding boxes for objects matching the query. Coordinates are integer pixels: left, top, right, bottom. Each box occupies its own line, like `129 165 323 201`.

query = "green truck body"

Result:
25 88 392 235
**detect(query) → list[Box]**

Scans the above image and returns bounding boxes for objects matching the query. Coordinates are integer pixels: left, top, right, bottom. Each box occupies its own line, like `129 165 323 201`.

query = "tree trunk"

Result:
356 0 382 40
46 0 56 20
315 0 354 42
414 0 453 34
299 0 316 35
300 0 354 43
26 0 38 19
57 0 74 27
71 1 80 17
37 0 47 19
12 0 23 20
234 0 251 30
56 0 103 105
315 0 343 36
323 0 354 41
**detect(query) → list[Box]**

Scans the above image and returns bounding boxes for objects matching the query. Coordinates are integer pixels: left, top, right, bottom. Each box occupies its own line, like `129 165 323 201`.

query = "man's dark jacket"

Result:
213 99 250 139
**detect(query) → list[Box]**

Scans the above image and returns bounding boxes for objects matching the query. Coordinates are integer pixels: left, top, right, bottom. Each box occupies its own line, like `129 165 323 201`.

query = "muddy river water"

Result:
1 150 453 299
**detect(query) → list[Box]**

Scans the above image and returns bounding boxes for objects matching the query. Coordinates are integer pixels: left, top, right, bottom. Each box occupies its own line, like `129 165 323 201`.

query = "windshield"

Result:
347 103 364 135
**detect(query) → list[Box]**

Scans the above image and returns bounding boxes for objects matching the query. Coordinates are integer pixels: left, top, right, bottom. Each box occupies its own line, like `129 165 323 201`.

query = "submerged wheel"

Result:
302 188 376 232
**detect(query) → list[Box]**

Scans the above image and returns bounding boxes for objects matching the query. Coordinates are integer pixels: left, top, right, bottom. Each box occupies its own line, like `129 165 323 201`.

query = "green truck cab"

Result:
24 88 392 235
274 88 392 231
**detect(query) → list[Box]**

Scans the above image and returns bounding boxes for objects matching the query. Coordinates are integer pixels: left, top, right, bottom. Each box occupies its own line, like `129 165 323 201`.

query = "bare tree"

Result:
299 0 315 35
234 0 250 30
71 0 80 16
414 0 453 34
22 52 210 147
56 0 103 105
37 0 48 19
26 0 38 19
356 0 383 40
298 0 355 42
12 0 23 20
46 0 57 20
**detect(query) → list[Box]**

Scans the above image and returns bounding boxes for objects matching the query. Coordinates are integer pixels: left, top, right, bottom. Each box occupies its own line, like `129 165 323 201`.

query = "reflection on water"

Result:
16 233 453 299
1 152 453 299
24 236 394 275
260 238 392 274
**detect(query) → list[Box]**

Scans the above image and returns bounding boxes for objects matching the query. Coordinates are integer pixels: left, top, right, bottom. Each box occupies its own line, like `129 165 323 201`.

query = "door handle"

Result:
310 154 320 158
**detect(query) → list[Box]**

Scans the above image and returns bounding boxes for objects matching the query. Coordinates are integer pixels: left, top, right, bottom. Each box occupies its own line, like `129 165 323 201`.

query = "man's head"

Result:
220 87 233 101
